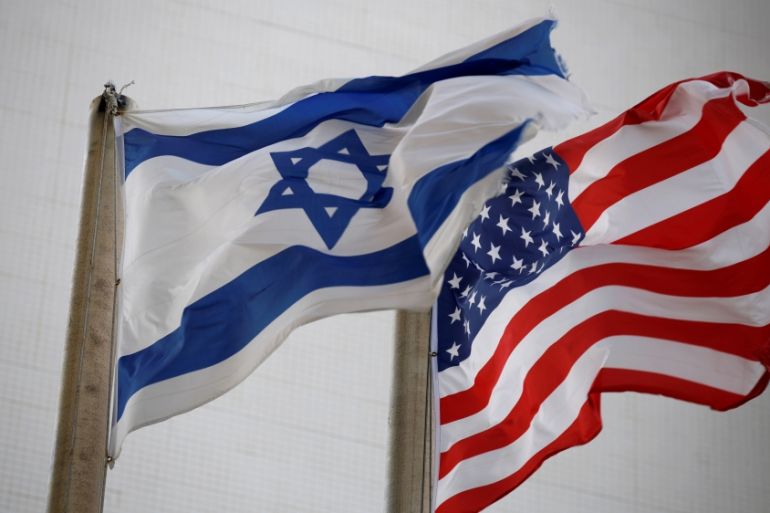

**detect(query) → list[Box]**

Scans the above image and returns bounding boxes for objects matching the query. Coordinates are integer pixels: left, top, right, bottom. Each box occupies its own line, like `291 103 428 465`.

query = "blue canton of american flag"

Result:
436 149 584 371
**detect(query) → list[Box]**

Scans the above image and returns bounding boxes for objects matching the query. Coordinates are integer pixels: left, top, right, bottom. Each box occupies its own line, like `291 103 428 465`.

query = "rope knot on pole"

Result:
103 81 133 116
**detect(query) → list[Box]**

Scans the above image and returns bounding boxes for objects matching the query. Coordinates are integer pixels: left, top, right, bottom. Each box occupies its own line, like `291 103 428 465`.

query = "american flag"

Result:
433 72 770 512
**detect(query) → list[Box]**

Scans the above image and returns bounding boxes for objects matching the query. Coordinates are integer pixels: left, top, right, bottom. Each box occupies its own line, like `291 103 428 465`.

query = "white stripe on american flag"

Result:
434 72 770 513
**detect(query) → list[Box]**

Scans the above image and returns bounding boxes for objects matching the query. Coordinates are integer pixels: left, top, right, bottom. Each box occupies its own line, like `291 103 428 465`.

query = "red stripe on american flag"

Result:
571 95 745 232
554 80 685 172
617 148 770 248
554 72 770 172
594 368 768 411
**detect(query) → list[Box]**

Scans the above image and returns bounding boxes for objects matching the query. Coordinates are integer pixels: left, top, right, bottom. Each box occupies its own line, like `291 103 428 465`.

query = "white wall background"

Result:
0 1 768 512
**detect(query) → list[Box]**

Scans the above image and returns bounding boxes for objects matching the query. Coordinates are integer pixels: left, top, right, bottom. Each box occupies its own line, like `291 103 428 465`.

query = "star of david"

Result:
256 129 393 249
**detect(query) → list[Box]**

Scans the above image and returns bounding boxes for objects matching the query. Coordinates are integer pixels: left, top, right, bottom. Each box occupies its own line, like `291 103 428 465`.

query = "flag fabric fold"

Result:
109 17 590 456
433 72 770 512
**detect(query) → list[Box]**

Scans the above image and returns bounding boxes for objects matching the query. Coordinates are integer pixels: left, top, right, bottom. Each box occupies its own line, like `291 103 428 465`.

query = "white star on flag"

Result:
520 227 534 247
508 188 524 206
471 233 482 252
538 238 549 257
447 273 462 289
553 222 563 241
479 205 491 222
477 296 487 314
545 152 560 168
487 243 502 264
497 215 511 235
509 167 526 180
533 171 545 189
545 181 555 199
528 199 541 219
446 341 460 360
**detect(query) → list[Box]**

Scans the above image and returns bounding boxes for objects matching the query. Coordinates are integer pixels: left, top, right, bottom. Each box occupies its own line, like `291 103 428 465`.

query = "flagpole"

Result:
48 85 124 513
387 310 434 512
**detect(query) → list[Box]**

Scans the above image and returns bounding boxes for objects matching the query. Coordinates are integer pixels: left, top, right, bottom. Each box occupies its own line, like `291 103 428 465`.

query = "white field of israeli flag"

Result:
108 16 591 456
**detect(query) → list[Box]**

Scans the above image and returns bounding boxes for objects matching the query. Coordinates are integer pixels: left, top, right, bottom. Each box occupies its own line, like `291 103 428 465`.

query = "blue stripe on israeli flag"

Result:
109 17 590 457
122 19 562 177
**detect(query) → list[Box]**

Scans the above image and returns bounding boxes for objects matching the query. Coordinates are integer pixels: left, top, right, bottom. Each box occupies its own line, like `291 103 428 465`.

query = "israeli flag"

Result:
109 17 590 456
